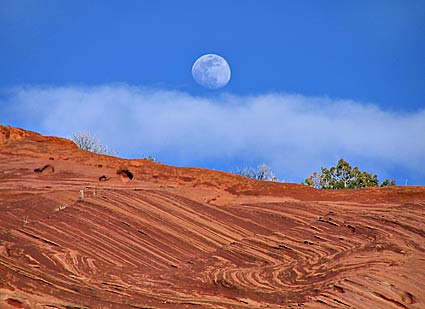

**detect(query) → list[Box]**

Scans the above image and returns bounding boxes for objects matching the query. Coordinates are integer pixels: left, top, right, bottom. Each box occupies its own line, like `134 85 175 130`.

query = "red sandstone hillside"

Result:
1 125 424 309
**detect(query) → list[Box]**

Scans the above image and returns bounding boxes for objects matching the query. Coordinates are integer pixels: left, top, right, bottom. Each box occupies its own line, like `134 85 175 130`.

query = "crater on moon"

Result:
192 54 231 89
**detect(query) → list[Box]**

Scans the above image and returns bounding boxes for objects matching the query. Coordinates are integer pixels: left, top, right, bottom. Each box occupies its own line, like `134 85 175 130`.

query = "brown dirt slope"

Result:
1 125 424 309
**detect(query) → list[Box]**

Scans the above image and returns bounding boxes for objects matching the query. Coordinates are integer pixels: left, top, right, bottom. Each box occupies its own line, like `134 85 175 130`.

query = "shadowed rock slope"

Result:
1 125 425 309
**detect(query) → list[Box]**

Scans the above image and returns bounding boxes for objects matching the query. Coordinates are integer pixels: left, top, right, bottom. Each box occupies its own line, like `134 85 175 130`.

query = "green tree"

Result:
380 179 396 187
303 158 395 189
303 171 321 188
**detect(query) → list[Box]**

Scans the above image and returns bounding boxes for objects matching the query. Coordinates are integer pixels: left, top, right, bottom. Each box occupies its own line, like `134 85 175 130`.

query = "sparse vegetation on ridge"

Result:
71 131 159 161
234 163 278 181
143 156 157 162
71 131 111 155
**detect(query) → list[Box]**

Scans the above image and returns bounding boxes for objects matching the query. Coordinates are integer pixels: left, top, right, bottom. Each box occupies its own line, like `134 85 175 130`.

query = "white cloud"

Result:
1 84 424 183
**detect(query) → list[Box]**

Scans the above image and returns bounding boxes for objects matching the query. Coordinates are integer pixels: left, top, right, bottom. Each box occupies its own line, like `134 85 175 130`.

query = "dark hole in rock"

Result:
34 164 55 173
117 169 133 180
99 175 110 181
402 292 416 304
6 298 23 308
333 285 345 293
97 164 103 168
49 157 54 160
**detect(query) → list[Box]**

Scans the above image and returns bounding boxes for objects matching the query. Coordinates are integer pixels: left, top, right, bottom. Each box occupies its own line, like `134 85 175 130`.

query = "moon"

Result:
192 54 231 89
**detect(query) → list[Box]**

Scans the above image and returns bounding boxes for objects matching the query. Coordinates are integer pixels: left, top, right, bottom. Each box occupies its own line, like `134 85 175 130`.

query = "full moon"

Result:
192 54 231 89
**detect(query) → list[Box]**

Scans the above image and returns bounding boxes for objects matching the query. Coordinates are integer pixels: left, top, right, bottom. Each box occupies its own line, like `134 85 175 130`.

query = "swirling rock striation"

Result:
1 125 425 308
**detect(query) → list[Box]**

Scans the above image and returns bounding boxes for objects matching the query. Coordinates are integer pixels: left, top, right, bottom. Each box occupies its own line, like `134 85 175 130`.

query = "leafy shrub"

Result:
303 158 395 189
143 156 157 162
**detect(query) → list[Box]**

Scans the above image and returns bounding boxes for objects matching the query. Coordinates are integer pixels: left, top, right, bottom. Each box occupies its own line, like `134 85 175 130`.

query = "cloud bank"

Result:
1 84 424 184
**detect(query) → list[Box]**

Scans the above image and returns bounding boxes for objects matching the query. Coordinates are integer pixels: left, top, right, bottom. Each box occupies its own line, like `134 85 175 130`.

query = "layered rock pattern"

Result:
1 125 424 308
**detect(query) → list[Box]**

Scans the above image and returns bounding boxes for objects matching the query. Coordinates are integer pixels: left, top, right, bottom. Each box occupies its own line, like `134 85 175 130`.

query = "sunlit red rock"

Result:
1 125 424 308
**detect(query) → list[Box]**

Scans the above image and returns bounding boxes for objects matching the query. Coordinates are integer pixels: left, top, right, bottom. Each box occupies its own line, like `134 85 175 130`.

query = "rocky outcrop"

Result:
0 126 424 309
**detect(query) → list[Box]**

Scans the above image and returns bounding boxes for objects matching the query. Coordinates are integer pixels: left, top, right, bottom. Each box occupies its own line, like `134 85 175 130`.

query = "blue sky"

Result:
1 0 424 185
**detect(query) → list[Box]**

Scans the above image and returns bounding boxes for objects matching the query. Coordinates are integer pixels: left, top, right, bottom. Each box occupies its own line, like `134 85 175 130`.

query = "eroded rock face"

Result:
0 125 33 145
0 125 79 161
1 126 425 309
